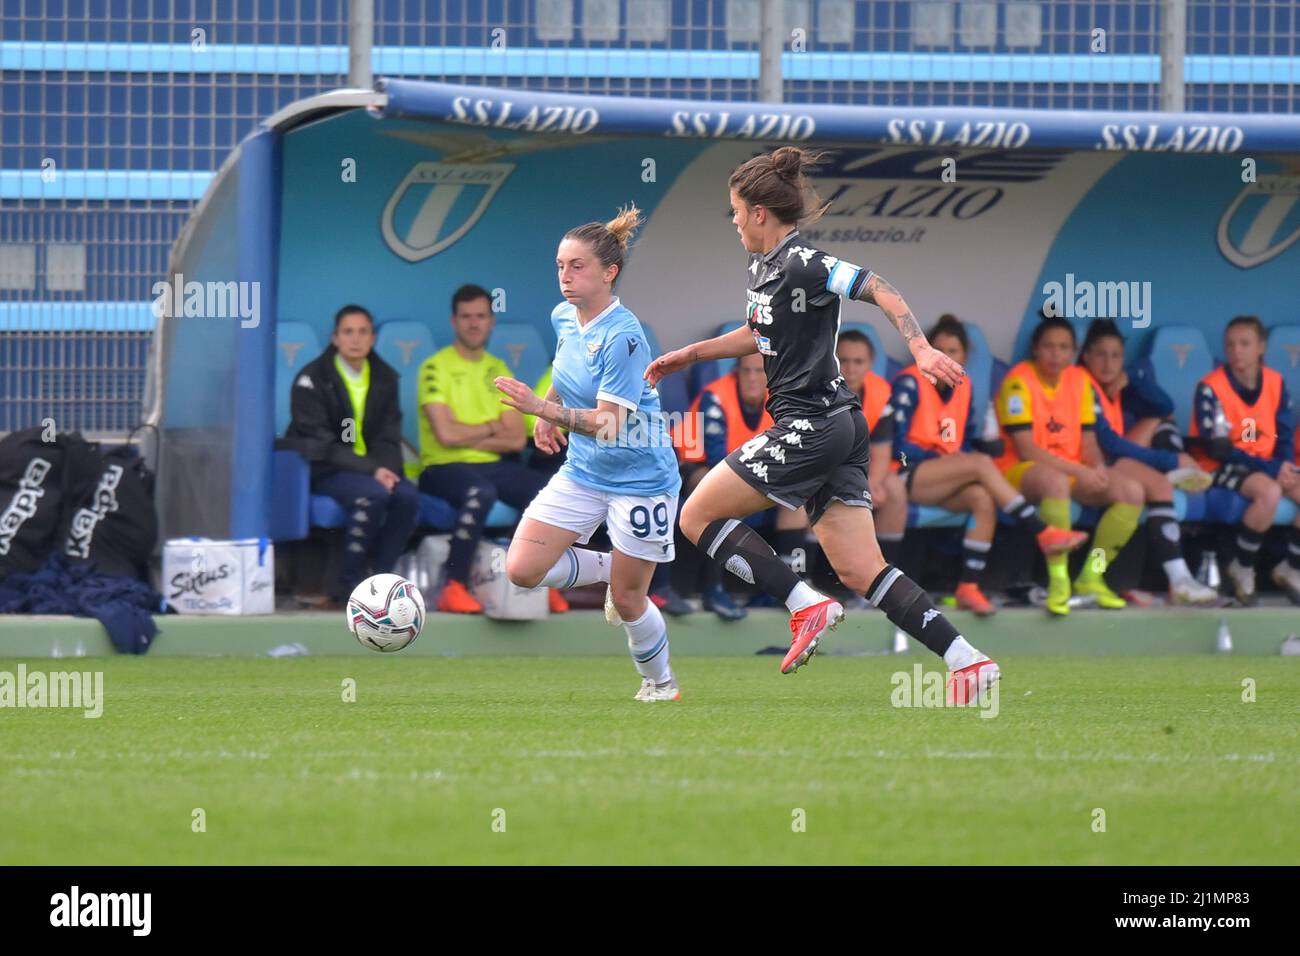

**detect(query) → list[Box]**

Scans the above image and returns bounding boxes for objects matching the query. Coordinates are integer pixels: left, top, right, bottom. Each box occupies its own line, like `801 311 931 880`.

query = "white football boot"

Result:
1225 560 1258 606
634 676 682 702
1169 577 1220 606
1270 561 1300 606
604 585 623 627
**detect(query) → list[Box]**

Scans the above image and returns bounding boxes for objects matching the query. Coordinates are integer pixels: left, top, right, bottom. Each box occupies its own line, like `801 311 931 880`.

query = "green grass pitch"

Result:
1 656 1296 865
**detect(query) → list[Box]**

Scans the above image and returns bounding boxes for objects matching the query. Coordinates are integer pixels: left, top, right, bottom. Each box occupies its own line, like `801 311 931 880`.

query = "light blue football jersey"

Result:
549 297 681 497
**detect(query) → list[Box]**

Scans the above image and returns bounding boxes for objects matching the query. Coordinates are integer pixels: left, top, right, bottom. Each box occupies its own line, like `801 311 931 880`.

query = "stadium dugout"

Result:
146 80 1300 546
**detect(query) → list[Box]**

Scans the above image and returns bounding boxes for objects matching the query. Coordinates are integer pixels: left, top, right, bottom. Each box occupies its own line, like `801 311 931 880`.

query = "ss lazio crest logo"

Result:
381 162 515 262
1216 172 1300 270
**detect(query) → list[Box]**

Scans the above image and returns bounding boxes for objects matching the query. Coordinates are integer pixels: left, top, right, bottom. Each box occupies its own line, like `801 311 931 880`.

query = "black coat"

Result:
280 345 405 481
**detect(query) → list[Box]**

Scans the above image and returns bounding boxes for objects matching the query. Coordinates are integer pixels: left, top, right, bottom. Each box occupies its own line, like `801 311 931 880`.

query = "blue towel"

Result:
0 553 163 654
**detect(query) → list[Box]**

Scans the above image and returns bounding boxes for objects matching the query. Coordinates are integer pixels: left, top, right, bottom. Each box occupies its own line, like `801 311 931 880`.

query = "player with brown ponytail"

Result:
646 148 999 704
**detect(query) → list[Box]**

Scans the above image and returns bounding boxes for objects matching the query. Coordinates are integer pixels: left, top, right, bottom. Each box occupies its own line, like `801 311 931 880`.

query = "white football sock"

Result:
1162 557 1195 587
784 581 823 613
943 636 981 670
537 547 612 589
623 600 673 684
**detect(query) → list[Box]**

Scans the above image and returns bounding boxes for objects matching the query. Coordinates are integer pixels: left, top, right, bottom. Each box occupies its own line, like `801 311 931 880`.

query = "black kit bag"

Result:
0 427 65 577
59 433 158 581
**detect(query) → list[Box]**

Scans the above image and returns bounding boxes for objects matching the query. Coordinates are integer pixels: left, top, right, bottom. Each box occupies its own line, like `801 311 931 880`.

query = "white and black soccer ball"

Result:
347 573 426 653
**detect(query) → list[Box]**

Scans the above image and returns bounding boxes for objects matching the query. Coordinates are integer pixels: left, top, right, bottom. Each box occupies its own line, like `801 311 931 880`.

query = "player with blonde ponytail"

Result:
495 205 685 701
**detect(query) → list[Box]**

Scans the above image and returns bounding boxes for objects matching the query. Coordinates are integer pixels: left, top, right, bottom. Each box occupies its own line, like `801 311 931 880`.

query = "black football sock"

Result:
868 565 962 658
697 518 801 601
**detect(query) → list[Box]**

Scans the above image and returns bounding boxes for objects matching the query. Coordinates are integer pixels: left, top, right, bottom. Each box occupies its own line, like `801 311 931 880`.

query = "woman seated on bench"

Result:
876 315 1086 616
993 315 1146 617
1078 319 1217 606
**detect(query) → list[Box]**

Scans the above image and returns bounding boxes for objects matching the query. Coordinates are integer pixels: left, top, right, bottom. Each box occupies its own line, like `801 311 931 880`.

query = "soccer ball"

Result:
347 573 426 653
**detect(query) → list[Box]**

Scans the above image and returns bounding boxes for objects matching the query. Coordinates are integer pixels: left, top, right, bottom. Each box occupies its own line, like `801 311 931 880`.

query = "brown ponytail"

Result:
729 146 830 225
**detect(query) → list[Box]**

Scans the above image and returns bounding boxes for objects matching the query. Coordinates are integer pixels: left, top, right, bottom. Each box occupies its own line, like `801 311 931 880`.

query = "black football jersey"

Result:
744 229 874 422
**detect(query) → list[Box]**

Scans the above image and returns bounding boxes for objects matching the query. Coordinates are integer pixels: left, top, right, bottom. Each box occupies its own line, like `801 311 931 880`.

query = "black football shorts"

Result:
724 405 873 525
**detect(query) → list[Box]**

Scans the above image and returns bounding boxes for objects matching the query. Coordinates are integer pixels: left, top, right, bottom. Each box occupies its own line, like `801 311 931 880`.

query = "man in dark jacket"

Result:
284 304 420 603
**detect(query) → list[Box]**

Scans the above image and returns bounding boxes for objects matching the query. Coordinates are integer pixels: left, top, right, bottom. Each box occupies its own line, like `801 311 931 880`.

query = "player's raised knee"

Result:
505 551 545 590
677 499 707 543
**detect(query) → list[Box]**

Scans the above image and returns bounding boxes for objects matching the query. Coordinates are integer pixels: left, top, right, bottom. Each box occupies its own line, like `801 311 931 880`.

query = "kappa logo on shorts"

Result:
790 419 814 432
782 433 803 446
747 461 770 482
767 444 787 464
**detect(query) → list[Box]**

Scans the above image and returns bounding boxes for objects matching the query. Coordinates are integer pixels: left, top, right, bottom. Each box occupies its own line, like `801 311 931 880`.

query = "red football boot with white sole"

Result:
946 654 1001 706
780 598 845 674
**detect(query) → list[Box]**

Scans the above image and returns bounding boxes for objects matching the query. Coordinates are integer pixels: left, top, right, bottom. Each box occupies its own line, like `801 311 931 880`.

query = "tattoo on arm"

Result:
539 400 608 439
858 274 924 345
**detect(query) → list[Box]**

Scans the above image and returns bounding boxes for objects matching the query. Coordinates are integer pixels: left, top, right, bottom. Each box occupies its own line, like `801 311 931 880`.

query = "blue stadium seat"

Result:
489 322 550 391
1143 325 1215 431
839 322 890 378
1265 324 1300 412
417 495 458 530
992 357 1011 392
307 490 518 533
961 487 1297 535
909 501 1106 530
689 321 746 395
274 321 322 437
1178 488 1298 526
374 321 438 449
907 505 970 529
655 371 691 417
269 448 310 541
960 321 997 421
707 320 747 381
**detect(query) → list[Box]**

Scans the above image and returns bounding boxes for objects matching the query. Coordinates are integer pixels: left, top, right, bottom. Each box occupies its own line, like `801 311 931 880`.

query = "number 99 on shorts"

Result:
609 492 678 563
